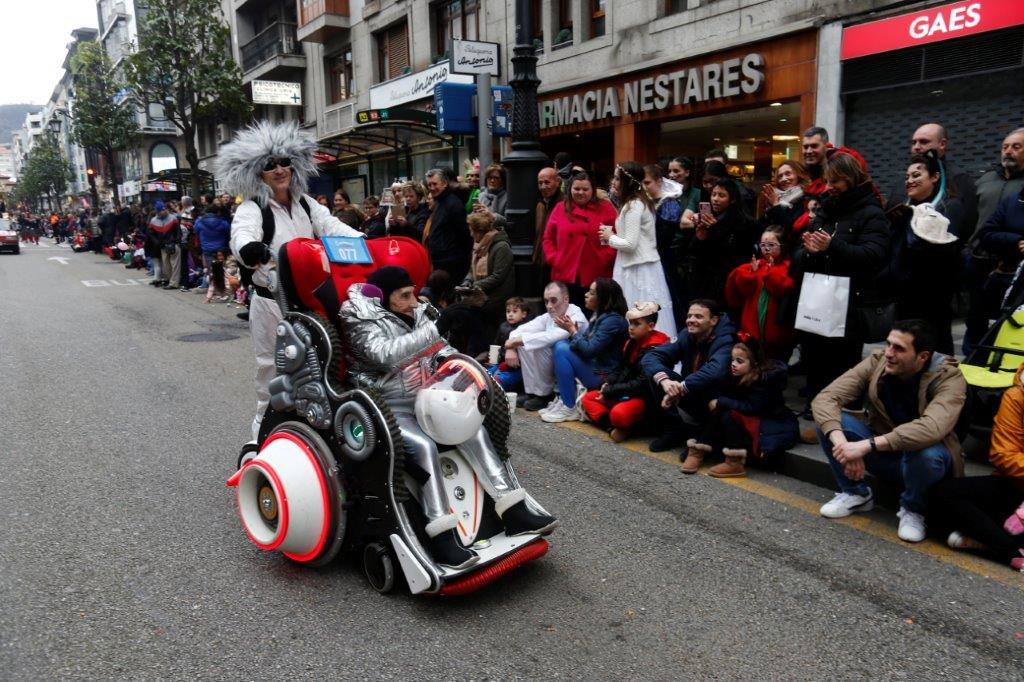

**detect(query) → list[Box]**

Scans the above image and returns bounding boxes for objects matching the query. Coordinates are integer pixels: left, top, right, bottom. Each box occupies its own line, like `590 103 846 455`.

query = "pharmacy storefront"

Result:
536 31 818 185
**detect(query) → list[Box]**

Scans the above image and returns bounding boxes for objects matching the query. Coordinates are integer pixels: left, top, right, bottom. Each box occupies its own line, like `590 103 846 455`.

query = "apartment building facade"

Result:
95 0 187 203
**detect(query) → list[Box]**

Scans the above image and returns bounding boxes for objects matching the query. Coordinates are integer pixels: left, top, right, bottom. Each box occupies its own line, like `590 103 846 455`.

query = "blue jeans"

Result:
553 340 603 408
488 364 523 392
817 412 951 513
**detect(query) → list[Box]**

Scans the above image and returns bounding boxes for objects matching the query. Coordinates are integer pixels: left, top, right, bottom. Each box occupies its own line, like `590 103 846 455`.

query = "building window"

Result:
376 20 410 82
589 0 606 39
665 0 686 14
150 142 178 173
328 47 354 103
531 0 544 49
553 0 573 48
432 2 452 61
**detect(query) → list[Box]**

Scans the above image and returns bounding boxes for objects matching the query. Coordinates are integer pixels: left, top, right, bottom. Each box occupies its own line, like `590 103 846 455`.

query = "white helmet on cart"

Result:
414 356 491 445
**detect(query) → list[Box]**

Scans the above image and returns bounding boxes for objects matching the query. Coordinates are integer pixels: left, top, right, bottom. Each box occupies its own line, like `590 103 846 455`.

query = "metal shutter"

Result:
843 68 1024 202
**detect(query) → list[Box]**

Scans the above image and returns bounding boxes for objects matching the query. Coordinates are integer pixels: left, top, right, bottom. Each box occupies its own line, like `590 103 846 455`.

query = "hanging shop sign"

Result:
538 53 765 129
450 39 501 77
252 80 303 106
841 0 1024 60
370 62 474 110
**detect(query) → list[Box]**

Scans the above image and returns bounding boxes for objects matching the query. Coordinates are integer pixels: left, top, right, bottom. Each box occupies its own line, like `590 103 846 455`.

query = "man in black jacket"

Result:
425 167 472 283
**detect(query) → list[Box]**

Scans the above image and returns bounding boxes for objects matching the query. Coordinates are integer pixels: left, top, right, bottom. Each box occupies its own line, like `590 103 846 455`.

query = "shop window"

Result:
588 0 606 40
664 0 687 15
553 0 573 49
327 47 354 104
376 20 410 82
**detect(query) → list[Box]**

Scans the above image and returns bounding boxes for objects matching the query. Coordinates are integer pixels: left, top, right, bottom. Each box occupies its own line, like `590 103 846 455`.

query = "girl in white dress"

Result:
598 162 678 340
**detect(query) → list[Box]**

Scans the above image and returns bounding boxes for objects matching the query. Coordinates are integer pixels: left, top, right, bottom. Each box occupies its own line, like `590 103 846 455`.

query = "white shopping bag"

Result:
794 272 850 338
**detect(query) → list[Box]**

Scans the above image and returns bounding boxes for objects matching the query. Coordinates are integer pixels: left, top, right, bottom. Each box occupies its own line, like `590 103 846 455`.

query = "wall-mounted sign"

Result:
841 0 1024 60
451 39 500 76
369 62 473 110
252 80 303 106
538 53 765 130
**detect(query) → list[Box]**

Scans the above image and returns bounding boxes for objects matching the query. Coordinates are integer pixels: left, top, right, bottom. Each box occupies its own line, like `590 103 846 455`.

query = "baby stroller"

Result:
226 236 554 596
959 261 1024 435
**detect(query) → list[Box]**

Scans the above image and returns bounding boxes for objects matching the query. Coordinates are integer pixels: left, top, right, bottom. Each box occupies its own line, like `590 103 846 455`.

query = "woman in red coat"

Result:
542 171 618 306
724 225 796 361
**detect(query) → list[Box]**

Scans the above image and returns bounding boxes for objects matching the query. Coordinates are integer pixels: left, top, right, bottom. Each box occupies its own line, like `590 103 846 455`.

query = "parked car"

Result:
0 219 19 254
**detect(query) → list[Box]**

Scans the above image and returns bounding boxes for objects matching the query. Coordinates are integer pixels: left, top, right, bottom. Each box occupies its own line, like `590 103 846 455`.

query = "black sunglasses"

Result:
263 157 292 172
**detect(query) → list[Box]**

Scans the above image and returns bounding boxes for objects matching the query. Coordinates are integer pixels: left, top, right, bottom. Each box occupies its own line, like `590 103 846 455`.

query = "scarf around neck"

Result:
472 230 498 280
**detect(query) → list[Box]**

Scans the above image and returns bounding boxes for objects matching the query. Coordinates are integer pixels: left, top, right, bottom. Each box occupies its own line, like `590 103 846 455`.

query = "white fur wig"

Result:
216 120 318 206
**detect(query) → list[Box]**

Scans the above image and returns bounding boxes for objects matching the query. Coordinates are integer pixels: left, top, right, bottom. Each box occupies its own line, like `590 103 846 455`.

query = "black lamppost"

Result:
502 0 549 295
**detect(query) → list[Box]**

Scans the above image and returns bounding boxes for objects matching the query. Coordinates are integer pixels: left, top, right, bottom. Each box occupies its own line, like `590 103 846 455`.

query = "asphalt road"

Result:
1 241 1022 680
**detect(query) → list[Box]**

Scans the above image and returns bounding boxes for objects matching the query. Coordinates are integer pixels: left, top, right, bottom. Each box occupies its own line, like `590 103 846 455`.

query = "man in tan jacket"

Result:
812 320 966 543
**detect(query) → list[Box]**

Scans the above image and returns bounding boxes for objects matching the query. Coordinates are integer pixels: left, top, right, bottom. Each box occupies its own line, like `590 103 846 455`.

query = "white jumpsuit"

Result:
230 194 362 439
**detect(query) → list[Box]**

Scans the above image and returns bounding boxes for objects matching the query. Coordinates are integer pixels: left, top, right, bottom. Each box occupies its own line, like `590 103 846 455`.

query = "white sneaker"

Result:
946 530 987 551
538 396 562 416
820 490 874 518
541 401 580 423
897 508 926 543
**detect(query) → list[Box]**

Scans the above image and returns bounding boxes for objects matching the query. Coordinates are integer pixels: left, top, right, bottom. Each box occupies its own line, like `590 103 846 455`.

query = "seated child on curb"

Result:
580 302 669 442
683 334 798 478
488 296 531 392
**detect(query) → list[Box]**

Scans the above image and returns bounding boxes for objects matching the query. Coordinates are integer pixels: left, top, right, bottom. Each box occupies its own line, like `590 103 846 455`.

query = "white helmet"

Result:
414 356 490 445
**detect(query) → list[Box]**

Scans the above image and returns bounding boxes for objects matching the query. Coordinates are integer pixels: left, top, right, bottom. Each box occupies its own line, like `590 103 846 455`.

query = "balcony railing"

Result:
240 22 303 72
298 0 349 27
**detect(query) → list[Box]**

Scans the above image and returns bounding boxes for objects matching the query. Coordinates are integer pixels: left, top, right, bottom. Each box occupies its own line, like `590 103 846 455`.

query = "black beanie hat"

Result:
366 265 414 306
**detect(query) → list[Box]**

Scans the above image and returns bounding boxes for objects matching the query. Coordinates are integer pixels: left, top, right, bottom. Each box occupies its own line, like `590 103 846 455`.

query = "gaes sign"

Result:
841 0 1024 60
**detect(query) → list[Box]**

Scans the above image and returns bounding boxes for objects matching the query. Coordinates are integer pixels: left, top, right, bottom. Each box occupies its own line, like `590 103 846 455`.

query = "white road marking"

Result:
48 256 70 265
81 278 149 287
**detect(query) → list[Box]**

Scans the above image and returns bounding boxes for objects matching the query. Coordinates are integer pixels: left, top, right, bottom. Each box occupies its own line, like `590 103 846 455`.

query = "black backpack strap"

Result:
260 204 275 246
299 195 312 220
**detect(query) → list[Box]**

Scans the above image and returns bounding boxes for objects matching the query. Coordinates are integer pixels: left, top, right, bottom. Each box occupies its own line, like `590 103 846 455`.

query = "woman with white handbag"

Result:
791 150 891 405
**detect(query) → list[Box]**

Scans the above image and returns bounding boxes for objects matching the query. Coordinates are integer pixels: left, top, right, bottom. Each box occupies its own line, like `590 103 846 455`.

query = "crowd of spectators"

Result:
15 119 1023 570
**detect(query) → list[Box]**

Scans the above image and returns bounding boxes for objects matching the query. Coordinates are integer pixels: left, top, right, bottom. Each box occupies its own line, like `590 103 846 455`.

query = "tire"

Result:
482 375 511 460
12 246 19 255
270 421 348 568
334 401 377 461
362 542 396 594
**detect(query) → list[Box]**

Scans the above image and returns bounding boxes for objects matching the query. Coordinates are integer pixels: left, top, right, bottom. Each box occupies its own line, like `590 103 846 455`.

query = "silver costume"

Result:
338 285 518 537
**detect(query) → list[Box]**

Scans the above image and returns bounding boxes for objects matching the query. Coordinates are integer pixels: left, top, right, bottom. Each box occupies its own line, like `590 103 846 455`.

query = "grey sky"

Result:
0 0 100 105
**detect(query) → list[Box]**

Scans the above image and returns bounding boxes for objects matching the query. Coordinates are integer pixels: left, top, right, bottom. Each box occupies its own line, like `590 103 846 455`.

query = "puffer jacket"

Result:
715 361 799 454
990 363 1024 489
811 350 967 476
791 182 890 321
642 314 738 395
568 311 628 375
338 284 454 403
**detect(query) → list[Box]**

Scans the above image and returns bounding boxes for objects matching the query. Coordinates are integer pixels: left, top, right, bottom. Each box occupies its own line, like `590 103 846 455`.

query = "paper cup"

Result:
504 392 517 420
488 345 501 365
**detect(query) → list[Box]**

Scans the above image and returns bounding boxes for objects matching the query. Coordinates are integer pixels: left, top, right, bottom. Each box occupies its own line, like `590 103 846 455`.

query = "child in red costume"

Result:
724 225 796 361
580 302 669 442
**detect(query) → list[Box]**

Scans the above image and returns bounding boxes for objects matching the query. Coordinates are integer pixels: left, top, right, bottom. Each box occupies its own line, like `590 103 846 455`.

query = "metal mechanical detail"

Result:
268 320 333 430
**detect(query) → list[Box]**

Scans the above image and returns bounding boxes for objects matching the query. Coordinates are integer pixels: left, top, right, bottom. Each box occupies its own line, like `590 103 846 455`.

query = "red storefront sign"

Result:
841 0 1024 60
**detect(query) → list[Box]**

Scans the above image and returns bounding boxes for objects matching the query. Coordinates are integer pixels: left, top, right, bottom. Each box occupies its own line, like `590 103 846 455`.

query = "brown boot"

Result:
681 439 710 474
708 448 747 478
609 428 628 443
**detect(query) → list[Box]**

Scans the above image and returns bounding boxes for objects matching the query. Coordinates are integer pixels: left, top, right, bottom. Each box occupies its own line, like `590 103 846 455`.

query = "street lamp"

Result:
502 0 550 296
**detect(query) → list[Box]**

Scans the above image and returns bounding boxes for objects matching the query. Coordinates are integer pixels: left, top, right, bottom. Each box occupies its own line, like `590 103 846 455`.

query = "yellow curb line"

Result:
536 414 1024 591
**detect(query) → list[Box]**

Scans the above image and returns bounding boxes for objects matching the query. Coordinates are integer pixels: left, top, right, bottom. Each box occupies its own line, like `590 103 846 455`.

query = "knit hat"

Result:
367 265 414 306
153 200 166 211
